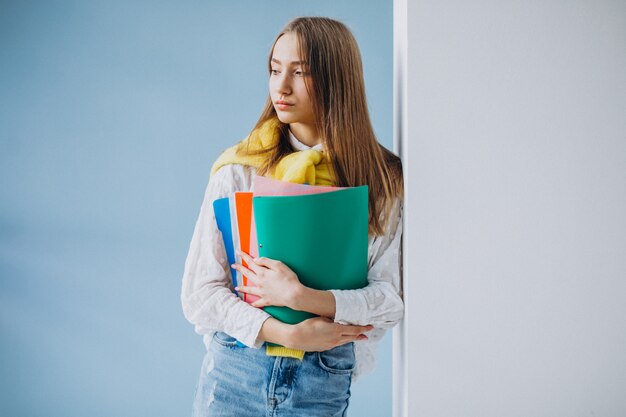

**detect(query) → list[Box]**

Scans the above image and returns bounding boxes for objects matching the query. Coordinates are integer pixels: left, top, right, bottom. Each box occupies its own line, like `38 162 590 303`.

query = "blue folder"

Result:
212 197 246 348
213 197 238 292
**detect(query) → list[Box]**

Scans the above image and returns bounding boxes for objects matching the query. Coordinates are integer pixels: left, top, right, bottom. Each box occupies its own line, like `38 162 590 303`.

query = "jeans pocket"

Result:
212 331 240 348
317 342 355 374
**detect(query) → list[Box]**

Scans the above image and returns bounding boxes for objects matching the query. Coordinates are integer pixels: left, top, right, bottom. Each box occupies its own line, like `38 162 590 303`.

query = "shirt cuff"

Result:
237 309 272 349
329 289 367 325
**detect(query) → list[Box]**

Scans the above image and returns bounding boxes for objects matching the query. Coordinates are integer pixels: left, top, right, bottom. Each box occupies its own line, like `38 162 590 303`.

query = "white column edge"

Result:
392 0 408 416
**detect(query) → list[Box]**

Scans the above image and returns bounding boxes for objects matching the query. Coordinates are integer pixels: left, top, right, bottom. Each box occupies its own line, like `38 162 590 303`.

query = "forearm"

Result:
291 286 336 319
257 317 295 347
260 315 373 352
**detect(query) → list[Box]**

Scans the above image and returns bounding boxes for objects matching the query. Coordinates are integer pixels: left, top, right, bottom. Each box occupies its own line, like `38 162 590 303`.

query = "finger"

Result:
353 324 374 333
251 299 269 308
231 263 258 283
252 256 282 270
338 334 368 346
237 251 266 274
235 285 260 296
340 324 374 336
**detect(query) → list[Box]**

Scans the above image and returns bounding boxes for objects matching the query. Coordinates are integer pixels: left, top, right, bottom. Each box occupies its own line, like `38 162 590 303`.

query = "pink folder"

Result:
252 175 343 196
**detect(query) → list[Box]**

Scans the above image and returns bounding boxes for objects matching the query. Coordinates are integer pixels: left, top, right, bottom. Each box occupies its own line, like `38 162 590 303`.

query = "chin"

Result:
274 112 296 124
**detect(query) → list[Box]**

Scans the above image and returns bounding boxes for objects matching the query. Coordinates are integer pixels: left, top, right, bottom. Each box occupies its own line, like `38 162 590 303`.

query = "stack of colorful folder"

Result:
212 175 369 351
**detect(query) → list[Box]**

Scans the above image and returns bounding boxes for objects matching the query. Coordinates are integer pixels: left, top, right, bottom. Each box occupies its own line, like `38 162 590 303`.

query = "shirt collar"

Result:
288 129 324 152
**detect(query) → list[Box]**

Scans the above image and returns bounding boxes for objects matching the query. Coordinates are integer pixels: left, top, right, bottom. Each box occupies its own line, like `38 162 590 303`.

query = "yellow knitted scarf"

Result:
211 117 335 360
210 117 335 186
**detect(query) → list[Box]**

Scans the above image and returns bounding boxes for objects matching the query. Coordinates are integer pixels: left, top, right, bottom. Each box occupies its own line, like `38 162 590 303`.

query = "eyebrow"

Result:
271 58 308 66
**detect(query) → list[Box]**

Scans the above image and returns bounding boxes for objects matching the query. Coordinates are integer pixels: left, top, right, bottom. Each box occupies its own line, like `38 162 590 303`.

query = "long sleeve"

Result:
329 198 404 329
180 165 271 348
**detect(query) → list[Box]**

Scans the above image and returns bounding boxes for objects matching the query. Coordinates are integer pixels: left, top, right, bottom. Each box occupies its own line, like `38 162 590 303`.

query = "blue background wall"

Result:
0 1 393 416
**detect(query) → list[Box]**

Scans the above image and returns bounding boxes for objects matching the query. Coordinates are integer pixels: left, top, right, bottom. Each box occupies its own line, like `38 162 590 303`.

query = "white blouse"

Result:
180 132 404 381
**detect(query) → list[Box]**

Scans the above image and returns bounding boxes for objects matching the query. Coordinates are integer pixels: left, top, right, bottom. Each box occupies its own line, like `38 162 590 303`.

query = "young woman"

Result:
182 17 404 416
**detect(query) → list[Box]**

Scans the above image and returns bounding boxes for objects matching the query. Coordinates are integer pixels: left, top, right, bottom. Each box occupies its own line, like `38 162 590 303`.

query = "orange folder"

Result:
233 192 261 304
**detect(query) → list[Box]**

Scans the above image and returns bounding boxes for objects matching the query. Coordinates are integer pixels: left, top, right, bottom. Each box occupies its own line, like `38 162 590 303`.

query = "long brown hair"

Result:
242 17 403 236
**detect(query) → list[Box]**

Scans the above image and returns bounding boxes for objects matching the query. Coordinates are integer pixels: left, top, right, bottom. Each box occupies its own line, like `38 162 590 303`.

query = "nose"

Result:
276 72 291 96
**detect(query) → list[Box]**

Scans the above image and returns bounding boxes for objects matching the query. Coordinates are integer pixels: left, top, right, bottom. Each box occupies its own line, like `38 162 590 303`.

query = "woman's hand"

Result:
285 317 374 352
232 250 304 309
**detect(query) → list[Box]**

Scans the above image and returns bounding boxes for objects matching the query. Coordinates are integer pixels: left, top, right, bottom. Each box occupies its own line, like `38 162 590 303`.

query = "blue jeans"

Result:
192 331 355 416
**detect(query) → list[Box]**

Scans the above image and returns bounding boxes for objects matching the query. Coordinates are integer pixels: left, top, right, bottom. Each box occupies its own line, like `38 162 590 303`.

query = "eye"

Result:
270 69 280 75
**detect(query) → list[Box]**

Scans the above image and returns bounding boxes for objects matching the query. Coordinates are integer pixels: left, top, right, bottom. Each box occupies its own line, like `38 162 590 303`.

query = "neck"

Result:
289 122 322 147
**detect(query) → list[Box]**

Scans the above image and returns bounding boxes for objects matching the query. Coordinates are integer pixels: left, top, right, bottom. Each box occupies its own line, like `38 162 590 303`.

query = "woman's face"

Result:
269 33 316 126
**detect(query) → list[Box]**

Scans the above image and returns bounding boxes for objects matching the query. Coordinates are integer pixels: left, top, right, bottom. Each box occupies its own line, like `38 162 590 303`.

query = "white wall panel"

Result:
394 1 626 415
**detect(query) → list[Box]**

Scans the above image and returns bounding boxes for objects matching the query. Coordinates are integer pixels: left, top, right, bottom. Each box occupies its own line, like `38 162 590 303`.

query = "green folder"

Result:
252 185 369 325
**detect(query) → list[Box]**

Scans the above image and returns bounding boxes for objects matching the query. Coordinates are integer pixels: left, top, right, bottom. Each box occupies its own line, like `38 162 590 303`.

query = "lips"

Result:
275 101 294 110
